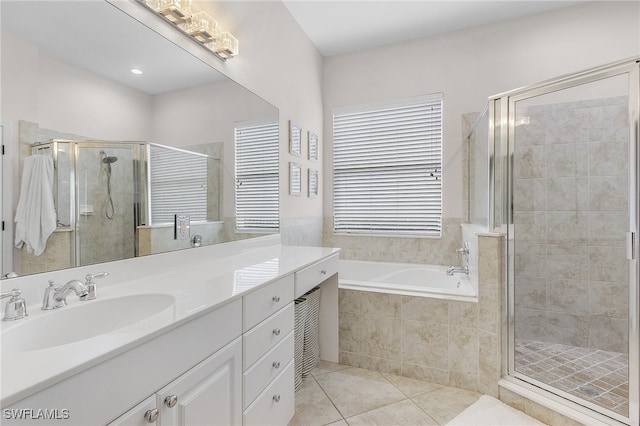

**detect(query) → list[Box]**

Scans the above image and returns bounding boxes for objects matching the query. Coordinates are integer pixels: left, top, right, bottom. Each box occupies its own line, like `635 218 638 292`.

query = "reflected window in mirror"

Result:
148 144 219 224
234 121 280 233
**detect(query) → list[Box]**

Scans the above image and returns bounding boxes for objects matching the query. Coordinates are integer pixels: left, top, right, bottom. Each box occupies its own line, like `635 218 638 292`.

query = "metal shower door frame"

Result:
493 57 639 426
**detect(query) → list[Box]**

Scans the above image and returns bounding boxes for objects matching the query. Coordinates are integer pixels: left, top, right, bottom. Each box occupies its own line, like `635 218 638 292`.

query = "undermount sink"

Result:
1 294 175 353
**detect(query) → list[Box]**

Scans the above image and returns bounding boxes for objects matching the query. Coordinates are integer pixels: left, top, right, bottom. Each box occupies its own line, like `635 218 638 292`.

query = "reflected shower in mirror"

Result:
1 0 279 278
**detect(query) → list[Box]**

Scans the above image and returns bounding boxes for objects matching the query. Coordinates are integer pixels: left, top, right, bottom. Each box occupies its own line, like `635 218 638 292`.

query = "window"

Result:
332 94 442 236
235 121 279 232
149 144 209 225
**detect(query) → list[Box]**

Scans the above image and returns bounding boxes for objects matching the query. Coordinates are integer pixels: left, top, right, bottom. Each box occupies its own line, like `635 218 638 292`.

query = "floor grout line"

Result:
515 339 629 416
312 366 445 425
310 369 349 424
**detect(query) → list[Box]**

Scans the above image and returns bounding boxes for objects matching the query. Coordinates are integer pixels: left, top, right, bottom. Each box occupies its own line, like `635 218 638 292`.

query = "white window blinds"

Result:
149 144 209 225
332 94 442 236
235 121 279 232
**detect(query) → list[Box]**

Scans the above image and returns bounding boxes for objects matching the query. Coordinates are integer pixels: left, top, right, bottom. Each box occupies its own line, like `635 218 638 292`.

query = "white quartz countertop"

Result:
0 241 339 407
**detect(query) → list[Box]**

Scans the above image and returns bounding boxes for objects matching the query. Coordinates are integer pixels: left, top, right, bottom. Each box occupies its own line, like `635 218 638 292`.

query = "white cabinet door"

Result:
157 338 242 426
108 396 157 426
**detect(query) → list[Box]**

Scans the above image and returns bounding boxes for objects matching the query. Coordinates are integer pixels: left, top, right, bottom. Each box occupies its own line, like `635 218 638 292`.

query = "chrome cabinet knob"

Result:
144 408 159 423
164 394 178 408
273 328 281 336
272 295 280 303
273 394 281 403
272 361 281 369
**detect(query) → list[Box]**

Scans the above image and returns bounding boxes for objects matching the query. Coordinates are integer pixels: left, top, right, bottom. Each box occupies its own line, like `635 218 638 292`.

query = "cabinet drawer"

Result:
294 254 339 298
243 275 294 332
243 331 294 409
243 361 294 426
243 303 294 369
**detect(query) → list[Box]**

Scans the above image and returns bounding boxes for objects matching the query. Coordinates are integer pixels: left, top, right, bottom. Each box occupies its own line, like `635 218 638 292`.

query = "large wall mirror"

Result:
1 0 279 278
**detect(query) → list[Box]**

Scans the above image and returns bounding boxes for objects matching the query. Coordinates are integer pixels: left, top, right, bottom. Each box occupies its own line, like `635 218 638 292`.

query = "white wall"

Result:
322 1 640 222
188 0 325 221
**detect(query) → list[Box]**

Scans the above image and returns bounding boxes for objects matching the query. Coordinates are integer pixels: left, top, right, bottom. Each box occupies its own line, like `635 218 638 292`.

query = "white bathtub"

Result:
339 259 477 302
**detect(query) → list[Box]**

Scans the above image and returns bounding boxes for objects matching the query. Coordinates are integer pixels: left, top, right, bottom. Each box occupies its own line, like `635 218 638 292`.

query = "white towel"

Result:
14 155 57 256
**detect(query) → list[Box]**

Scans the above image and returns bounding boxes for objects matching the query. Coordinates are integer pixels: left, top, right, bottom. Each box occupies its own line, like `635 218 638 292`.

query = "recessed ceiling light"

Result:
131 68 143 75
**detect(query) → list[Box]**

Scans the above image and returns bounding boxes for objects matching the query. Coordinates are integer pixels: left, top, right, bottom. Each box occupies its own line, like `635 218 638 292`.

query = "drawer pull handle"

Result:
164 394 178 408
320 269 327 275
273 328 281 336
272 295 280 303
273 394 281 403
273 361 281 369
144 408 159 423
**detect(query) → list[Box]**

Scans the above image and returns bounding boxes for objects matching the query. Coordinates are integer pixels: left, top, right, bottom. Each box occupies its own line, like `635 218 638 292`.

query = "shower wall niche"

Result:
18 121 221 274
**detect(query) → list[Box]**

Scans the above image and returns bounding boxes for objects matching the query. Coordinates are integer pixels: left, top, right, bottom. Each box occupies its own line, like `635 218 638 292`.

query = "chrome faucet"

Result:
447 242 470 276
1 288 28 321
42 280 89 310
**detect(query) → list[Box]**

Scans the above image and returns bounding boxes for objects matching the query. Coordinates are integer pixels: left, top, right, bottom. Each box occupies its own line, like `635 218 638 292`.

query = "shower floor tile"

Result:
515 339 628 417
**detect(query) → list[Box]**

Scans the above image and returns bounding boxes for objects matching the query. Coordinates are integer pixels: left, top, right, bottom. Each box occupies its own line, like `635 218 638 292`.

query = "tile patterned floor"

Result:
515 339 629 417
288 361 483 426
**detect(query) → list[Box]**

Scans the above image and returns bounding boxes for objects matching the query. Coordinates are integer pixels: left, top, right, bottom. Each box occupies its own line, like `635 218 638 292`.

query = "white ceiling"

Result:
282 1 590 57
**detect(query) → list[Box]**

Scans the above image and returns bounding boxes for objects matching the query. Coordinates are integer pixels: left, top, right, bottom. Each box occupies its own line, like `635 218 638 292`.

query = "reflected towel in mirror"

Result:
14 155 57 256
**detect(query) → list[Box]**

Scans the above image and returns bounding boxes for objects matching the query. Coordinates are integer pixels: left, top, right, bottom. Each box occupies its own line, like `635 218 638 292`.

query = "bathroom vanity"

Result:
0 236 339 425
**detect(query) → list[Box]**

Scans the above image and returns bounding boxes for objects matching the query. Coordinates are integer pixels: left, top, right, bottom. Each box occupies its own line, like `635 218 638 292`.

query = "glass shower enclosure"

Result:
29 140 219 271
492 58 639 425
32 140 144 268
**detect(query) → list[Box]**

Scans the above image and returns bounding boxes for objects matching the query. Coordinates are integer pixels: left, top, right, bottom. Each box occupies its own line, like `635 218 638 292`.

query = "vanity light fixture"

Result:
181 10 218 43
145 0 191 23
207 31 239 58
130 68 143 75
141 0 239 60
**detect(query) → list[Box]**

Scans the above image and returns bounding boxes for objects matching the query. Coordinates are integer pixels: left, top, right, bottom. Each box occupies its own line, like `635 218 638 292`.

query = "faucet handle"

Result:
42 280 65 310
1 288 28 321
456 241 470 255
81 272 109 301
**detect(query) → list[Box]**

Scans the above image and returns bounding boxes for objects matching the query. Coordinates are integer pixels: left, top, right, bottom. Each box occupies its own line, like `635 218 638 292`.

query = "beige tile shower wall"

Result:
338 234 503 396
76 148 135 266
20 230 74 275
513 97 629 353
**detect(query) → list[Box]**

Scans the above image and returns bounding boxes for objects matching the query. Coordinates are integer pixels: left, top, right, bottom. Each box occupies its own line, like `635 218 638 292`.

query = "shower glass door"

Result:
508 63 638 424
75 143 138 266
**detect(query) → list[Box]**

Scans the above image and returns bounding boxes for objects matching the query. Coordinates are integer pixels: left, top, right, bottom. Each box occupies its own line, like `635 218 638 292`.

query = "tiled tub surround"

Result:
323 217 464 267
337 234 503 397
